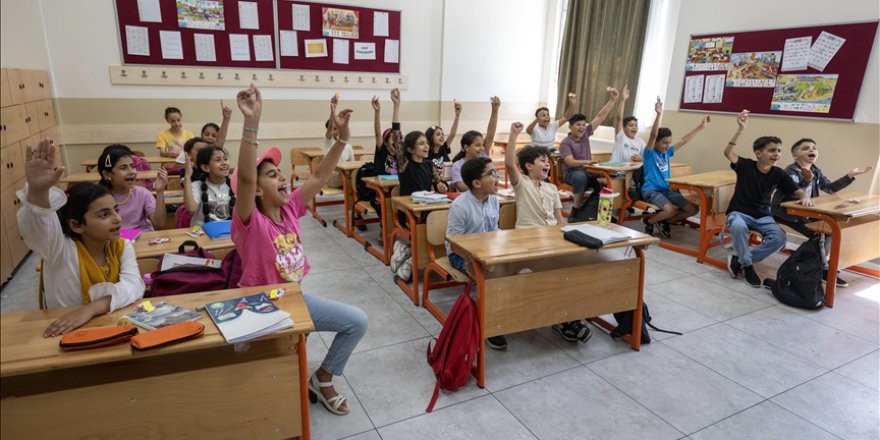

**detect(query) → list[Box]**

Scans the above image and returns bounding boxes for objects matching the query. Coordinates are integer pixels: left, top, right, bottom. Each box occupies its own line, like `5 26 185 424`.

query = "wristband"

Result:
242 137 259 147
243 127 259 132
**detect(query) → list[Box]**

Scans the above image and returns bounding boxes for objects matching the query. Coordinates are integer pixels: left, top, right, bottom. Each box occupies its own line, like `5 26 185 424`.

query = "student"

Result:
178 137 210 184
771 138 872 287
526 92 576 148
426 100 462 169
640 100 706 238
450 97 500 192
371 90 401 175
230 86 367 416
398 130 449 197
183 146 235 226
199 100 232 147
98 144 169 231
156 106 194 157
17 139 145 337
559 88 619 212
445 157 507 350
611 85 644 163
323 94 356 188
724 111 812 288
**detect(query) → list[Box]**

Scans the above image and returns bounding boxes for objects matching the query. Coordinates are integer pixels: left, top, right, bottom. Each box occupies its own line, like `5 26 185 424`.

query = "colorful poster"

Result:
725 51 782 87
771 74 838 113
321 7 359 39
177 0 225 31
685 36 734 71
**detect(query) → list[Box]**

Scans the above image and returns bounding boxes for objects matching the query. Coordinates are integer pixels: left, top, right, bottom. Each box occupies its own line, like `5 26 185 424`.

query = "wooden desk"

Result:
162 189 183 205
60 170 159 186
448 224 658 387
82 156 178 172
134 228 234 259
782 192 880 307
361 176 399 265
300 151 365 227
299 147 368 162
391 195 515 305
1 283 314 439
666 170 737 270
330 160 370 237
585 162 642 211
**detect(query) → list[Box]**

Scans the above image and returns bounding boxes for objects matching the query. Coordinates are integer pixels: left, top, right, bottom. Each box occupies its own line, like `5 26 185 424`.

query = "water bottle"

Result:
597 187 615 227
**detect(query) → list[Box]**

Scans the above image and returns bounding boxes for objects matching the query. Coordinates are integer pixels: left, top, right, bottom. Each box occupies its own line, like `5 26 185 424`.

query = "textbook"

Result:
119 228 142 242
204 293 293 343
561 223 631 245
412 190 451 204
122 301 203 331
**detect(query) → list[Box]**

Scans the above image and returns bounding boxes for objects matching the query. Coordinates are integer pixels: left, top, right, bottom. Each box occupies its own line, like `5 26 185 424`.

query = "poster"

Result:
194 33 216 61
683 75 704 103
702 74 725 103
280 30 299 57
353 42 376 60
238 1 259 30
332 39 349 64
304 38 328 58
808 31 845 71
321 7 359 39
771 74 838 113
685 36 734 71
159 30 184 59
292 4 310 31
177 0 225 31
125 25 150 56
781 36 811 72
137 0 162 23
725 51 782 87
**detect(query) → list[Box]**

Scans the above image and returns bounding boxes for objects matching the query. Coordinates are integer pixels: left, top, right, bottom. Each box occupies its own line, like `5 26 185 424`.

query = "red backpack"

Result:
149 241 242 297
425 282 480 412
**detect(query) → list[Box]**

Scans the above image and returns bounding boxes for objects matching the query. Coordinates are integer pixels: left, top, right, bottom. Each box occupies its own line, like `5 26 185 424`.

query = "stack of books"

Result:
412 191 451 204
204 293 293 343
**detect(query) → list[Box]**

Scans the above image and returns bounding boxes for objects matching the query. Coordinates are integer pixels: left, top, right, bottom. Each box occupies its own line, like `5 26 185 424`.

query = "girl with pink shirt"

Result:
98 145 168 231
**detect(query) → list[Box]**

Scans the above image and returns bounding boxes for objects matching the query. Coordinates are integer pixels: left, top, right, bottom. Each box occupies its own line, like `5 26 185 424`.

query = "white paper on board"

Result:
194 33 216 62
353 42 376 60
683 75 704 103
137 0 162 23
293 4 310 31
374 11 389 37
229 34 251 61
781 36 811 72
125 25 150 56
159 30 184 59
280 30 299 57
808 31 845 71
702 74 725 103
238 1 260 30
253 35 274 61
384 39 399 63
333 39 349 64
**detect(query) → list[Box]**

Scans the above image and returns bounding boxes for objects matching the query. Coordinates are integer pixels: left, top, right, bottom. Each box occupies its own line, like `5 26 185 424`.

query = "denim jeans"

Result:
726 211 786 267
305 294 368 376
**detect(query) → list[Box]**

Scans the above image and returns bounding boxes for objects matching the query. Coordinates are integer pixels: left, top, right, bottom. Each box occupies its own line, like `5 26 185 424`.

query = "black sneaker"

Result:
762 278 775 290
727 255 742 279
642 217 655 236
822 270 849 288
486 335 508 350
659 221 671 238
553 321 589 343
742 265 761 288
577 321 593 344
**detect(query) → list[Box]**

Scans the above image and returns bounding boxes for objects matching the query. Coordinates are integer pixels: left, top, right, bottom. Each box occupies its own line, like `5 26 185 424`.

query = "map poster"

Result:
725 51 782 88
770 74 838 113
686 36 734 71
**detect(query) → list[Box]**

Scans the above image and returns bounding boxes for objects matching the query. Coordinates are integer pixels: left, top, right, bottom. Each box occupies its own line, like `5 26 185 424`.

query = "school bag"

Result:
150 241 242 297
767 235 826 309
628 167 644 203
425 282 480 413
610 303 681 344
355 162 379 202
568 189 601 223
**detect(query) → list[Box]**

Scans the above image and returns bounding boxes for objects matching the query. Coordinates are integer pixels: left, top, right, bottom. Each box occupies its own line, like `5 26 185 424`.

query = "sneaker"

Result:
486 335 508 350
742 265 761 288
822 270 849 288
659 221 671 238
577 321 593 344
727 255 742 279
762 278 775 290
552 321 588 343
642 217 655 236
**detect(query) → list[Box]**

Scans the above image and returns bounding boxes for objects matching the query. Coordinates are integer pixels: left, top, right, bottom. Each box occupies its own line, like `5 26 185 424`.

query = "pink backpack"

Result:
425 282 480 412
149 241 242 297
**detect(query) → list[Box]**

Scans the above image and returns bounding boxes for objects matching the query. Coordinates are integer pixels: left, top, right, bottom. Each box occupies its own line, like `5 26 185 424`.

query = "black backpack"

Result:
568 189 601 223
610 303 681 344
768 235 826 309
628 167 644 203
355 161 379 202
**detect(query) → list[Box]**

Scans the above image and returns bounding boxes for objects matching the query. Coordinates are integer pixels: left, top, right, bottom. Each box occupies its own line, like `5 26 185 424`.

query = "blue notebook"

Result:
202 220 231 240
378 174 399 181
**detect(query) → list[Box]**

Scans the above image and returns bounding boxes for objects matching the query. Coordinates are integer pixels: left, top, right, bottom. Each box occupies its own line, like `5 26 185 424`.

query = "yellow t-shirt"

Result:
156 128 194 155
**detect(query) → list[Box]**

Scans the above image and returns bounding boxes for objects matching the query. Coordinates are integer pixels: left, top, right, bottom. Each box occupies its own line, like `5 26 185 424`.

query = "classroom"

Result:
1 0 878 439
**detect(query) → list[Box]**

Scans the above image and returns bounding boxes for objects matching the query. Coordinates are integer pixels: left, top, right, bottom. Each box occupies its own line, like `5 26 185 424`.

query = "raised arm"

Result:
505 122 524 186
724 111 749 164
182 156 198 213
559 93 577 127
525 116 539 136
446 101 462 149
371 96 382 147
589 88 619 129
645 100 663 152
214 101 232 147
149 169 168 228
614 86 629 134
674 115 711 152
484 96 501 155
301 98 353 202
390 88 401 130
233 85 263 224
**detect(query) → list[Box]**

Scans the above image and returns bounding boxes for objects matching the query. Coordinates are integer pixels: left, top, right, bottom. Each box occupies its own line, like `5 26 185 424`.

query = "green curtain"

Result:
556 0 650 121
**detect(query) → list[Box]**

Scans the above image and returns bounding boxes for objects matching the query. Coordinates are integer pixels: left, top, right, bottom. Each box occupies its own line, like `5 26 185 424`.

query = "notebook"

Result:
204 293 293 343
600 161 629 167
378 174 399 181
119 228 142 242
561 223 631 244
202 220 231 240
122 301 203 331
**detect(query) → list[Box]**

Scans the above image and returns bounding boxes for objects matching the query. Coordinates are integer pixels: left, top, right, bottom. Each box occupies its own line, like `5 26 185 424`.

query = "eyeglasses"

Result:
481 169 499 178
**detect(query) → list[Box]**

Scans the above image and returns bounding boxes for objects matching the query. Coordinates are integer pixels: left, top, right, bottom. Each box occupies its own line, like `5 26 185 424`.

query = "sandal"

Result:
308 374 349 415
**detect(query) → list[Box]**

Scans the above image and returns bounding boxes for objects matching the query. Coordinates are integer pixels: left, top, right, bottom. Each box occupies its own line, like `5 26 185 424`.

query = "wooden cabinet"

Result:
1 67 57 284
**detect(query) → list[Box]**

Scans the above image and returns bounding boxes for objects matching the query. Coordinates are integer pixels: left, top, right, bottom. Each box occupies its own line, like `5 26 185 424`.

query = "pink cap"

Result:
231 146 282 194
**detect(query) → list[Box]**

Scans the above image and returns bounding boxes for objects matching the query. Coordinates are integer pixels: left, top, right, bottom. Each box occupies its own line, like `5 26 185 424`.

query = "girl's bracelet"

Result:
242 137 259 147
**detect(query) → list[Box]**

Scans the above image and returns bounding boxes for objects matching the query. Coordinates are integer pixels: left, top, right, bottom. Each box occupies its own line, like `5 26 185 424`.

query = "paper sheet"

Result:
292 4 310 31
253 34 274 61
229 34 251 61
702 74 725 103
137 0 162 22
159 30 183 59
194 33 216 62
332 38 349 64
808 31 845 71
384 39 399 63
683 75 704 103
280 30 299 57
781 36 811 72
374 11 389 37
304 38 327 58
238 1 259 30
125 25 150 56
353 42 376 60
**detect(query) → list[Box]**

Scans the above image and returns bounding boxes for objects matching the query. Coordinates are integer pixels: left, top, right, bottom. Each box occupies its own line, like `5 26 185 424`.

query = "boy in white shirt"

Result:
611 85 647 163
526 93 577 148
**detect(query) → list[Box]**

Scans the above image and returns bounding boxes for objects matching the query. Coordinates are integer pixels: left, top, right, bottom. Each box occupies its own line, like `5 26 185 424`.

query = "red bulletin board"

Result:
116 0 277 68
276 1 401 73
679 21 879 120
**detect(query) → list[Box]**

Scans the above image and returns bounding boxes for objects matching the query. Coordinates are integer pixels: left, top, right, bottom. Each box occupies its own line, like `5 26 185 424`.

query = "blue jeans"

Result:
564 168 603 196
726 211 786 267
305 294 368 376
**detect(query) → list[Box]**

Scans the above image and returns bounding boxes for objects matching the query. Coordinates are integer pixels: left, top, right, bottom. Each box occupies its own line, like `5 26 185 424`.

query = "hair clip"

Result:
104 154 112 168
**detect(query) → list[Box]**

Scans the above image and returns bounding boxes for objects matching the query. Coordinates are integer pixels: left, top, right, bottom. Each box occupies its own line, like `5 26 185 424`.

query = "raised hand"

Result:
621 85 630 101
609 87 620 100
371 96 380 111
154 167 168 192
736 110 749 130
221 100 232 119
390 88 400 106
568 92 577 105
332 103 354 142
236 84 262 120
849 166 873 177
700 115 711 127
510 121 524 135
490 96 501 110
655 100 663 114
183 154 194 181
25 138 64 191
453 100 462 115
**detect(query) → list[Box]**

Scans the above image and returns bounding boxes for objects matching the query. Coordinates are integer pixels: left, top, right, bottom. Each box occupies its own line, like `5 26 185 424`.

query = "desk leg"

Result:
393 208 421 305
356 183 390 265
298 334 311 440
473 259 487 388
663 184 728 270
333 171 354 237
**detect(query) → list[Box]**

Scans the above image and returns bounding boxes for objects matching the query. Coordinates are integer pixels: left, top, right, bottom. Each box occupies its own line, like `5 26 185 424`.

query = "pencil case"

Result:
59 325 139 351
131 321 205 350
563 229 604 249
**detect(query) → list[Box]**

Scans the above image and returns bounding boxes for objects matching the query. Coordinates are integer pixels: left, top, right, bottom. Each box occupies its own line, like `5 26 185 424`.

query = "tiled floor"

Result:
2 203 878 440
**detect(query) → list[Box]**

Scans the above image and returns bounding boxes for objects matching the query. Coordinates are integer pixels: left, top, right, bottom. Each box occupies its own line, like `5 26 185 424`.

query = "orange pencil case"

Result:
131 321 205 350
59 325 139 351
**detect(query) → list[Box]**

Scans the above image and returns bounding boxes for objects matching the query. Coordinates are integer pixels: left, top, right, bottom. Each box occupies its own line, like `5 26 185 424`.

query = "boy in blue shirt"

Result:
640 100 708 238
724 111 812 288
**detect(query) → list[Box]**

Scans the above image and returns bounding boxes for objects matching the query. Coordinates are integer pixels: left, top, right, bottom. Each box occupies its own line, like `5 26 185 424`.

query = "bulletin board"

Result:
276 1 402 73
115 0 277 68
679 21 879 120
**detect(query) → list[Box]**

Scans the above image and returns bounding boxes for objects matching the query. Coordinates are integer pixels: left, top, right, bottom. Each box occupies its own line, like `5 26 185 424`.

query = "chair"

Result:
335 167 381 256
498 202 517 230
289 147 312 182
306 155 344 227
422 210 471 323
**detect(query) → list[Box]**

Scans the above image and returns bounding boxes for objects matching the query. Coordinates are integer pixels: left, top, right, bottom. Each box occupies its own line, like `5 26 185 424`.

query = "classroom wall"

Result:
0 0 52 71
662 0 880 193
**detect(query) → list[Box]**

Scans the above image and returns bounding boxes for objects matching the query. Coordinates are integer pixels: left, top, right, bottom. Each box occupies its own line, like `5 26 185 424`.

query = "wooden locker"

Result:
37 100 56 131
0 69 11 108
6 69 25 105
1 105 30 146
25 102 40 136
7 138 25 182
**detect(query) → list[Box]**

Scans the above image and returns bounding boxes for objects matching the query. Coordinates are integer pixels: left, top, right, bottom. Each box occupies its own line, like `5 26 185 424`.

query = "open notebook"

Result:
561 223 631 244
